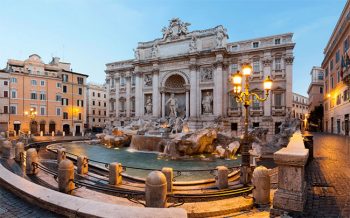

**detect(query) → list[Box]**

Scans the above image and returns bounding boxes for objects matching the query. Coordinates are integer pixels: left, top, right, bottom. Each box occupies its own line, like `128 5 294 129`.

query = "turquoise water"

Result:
57 142 241 181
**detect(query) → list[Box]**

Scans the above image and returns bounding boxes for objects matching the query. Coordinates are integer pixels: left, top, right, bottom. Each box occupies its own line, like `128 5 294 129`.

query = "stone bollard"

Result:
77 156 88 175
161 167 173 193
52 131 55 137
82 132 84 137
252 166 270 206
26 148 39 175
216 166 229 189
72 131 76 137
57 148 66 163
58 159 75 194
63 131 65 137
15 142 24 162
145 171 167 208
109 162 123 185
40 131 43 137
2 140 13 159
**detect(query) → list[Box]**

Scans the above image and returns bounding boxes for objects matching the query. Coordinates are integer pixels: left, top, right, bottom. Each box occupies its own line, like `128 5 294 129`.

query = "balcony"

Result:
272 106 286 116
272 69 286 79
250 106 263 116
227 107 241 117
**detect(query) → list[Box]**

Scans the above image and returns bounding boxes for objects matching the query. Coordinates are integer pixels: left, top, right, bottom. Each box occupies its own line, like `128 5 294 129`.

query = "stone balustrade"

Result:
271 131 309 216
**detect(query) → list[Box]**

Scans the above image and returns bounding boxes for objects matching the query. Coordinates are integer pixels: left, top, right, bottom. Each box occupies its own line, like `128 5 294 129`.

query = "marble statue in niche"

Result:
144 74 152 87
189 35 197 52
145 95 152 114
216 28 225 48
202 91 213 114
166 93 178 117
201 68 213 82
151 43 159 58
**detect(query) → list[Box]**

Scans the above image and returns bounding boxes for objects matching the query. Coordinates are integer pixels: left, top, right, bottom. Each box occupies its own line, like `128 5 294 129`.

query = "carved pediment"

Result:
162 18 191 41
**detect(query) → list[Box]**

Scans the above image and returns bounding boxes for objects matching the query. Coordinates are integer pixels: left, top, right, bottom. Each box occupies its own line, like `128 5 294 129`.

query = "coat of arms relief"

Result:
162 18 191 41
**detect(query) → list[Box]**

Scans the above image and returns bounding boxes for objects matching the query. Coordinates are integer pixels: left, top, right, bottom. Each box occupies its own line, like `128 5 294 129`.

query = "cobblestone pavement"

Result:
0 186 61 217
302 133 350 217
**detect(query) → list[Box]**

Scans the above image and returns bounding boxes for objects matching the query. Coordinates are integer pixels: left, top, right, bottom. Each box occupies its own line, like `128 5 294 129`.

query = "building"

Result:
0 70 9 132
307 66 324 112
86 83 107 132
292 93 309 130
106 18 295 137
6 54 88 135
322 1 350 135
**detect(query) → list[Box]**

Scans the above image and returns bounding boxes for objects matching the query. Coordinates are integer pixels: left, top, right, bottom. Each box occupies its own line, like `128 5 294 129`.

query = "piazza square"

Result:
0 1 349 218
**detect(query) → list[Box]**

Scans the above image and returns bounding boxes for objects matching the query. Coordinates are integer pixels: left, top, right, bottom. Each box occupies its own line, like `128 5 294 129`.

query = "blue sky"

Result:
0 0 346 95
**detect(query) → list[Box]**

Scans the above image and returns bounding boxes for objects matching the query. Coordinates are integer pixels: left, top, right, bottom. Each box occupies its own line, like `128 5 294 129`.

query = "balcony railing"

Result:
250 106 263 116
272 69 286 79
227 107 241 117
272 106 286 116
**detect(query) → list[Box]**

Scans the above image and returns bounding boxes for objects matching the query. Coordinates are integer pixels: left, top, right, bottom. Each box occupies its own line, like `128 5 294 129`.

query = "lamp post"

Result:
230 64 273 185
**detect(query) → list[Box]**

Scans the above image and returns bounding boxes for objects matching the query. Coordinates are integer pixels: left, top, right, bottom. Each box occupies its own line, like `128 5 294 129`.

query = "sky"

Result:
0 0 346 96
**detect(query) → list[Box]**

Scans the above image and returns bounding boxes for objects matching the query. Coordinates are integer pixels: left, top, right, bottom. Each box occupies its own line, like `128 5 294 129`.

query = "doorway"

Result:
75 125 81 135
49 122 56 134
14 123 20 135
30 121 38 135
63 124 70 135
345 114 349 136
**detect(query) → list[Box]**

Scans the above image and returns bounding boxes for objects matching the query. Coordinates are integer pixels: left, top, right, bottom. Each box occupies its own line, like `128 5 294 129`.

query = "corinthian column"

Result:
135 71 142 117
262 58 272 116
152 68 160 117
125 72 131 117
285 55 294 113
214 58 224 116
189 63 198 118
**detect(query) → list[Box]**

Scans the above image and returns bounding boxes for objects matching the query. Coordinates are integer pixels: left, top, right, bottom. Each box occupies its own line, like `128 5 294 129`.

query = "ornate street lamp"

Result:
230 64 273 185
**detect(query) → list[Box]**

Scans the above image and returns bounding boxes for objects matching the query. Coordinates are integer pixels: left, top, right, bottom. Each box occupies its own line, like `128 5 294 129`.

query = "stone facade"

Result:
6 54 88 135
0 70 9 132
106 18 295 136
292 93 309 120
307 66 324 112
86 83 107 131
322 1 350 136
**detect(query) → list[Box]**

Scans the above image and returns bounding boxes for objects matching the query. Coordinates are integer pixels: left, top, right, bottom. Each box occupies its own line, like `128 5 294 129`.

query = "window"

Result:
93 92 95 97
104 94 106 98
93 101 95 106
3 106 8 114
325 68 328 77
253 122 259 128
10 105 17 114
40 80 45 86
344 90 349 101
336 94 341 105
104 102 106 107
77 100 84 107
56 95 62 102
275 58 281 70
336 50 340 63
98 110 101 115
253 59 260 73
10 78 17 83
231 64 238 73
325 82 328 93
98 93 100 97
252 95 260 109
275 38 281 45
120 76 125 86
4 81 8 85
4 91 8 98
104 111 106 116
31 80 37 86
40 106 46 115
62 74 68 82
318 72 324 80
344 38 349 51
330 60 334 70
40 92 46 100
78 88 82 95
56 108 61 116
11 90 16 98
63 112 68 119
275 93 282 108
93 118 95 122
62 98 69 106
320 87 323 94
337 71 340 83
98 118 101 122
77 77 84 84
93 110 95 115
331 76 334 88
132 75 136 86
253 42 259 48
63 85 67 93
78 113 82 120
98 102 101 106
111 79 115 88
31 92 37 100
56 82 61 88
